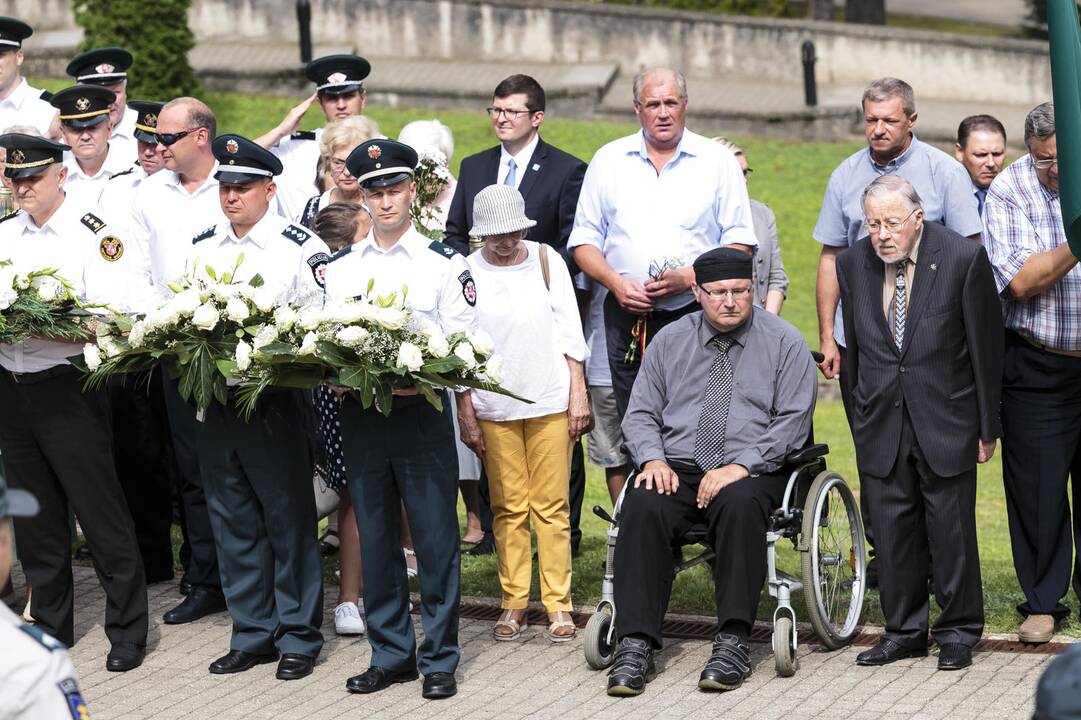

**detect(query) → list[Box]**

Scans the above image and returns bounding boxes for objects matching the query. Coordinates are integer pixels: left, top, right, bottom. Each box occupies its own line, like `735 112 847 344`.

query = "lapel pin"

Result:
532 163 540 171
930 263 937 271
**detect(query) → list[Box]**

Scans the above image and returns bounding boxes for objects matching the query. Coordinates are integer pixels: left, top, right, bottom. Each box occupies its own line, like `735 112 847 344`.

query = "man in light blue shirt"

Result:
570 67 756 420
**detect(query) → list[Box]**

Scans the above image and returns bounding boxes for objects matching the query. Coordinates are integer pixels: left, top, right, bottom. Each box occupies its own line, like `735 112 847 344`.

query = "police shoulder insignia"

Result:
99 235 124 262
290 130 317 141
108 166 135 181
427 240 457 259
39 89 54 102
307 251 330 287
329 245 352 263
0 209 20 225
58 677 89 720
80 213 106 234
459 269 477 306
192 225 217 244
19 623 66 651
281 224 312 246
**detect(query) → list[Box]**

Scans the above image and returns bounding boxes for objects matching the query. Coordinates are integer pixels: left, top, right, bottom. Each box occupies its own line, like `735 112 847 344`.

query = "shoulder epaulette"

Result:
290 130 317 141
281 223 312 246
39 89 53 102
108 166 136 181
427 240 458 259
192 225 217 244
329 244 353 262
19 623 66 651
0 209 20 225
80 212 106 234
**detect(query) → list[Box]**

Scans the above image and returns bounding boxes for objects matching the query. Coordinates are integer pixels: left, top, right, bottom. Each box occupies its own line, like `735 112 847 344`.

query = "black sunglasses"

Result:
154 128 199 146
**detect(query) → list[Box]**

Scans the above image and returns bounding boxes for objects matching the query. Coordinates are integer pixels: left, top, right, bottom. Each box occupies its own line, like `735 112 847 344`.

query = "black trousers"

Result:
161 373 221 591
604 294 699 422
613 465 787 648
0 368 148 648
838 345 875 555
861 408 983 647
107 370 177 582
1001 331 1081 620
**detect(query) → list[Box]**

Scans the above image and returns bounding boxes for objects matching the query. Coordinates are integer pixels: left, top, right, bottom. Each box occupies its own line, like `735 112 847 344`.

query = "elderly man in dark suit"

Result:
837 175 1002 671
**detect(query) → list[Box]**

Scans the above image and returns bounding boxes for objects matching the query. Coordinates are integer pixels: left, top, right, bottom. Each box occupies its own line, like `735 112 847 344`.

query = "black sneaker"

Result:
607 636 657 697
698 632 751 691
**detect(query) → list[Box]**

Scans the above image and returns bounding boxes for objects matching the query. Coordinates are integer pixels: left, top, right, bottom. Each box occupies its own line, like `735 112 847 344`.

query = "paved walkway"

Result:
16 566 1049 719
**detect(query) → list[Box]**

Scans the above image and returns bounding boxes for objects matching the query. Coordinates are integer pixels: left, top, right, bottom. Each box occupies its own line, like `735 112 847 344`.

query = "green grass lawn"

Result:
34 78 1069 635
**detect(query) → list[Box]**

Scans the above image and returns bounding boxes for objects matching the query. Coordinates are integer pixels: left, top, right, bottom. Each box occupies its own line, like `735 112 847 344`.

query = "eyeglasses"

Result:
486 107 532 121
154 128 199 146
327 157 350 173
865 209 917 234
1033 157 1058 169
742 168 754 178
696 285 753 300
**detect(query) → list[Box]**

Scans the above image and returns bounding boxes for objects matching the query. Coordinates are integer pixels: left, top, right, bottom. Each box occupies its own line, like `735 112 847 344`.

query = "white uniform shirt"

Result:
186 211 331 300
0 604 88 720
0 78 57 136
568 129 756 310
271 129 322 223
107 105 139 166
98 164 148 229
325 225 477 336
62 147 131 209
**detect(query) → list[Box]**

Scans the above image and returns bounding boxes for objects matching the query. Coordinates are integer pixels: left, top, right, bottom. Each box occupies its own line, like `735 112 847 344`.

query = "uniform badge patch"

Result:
281 224 312 246
367 145 382 160
80 213 106 234
58 677 89 720
225 138 239 154
192 225 217 244
144 113 157 128
459 270 477 306
307 252 330 287
9 149 24 164
327 72 347 85
99 235 123 262
95 62 115 74
75 97 90 112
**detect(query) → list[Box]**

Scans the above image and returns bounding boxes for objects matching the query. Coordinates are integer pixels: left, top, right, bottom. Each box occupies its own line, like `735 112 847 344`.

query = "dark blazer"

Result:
836 221 1003 478
444 136 586 272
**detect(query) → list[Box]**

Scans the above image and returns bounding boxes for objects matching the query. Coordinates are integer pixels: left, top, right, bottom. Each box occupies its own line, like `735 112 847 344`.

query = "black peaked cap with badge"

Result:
0 133 71 179
0 16 32 49
305 54 371 96
346 139 418 189
66 47 133 85
128 100 164 143
212 134 284 184
50 84 115 129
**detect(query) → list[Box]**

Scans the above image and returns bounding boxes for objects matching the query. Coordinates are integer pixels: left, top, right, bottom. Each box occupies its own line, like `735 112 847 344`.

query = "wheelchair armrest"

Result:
785 443 829 466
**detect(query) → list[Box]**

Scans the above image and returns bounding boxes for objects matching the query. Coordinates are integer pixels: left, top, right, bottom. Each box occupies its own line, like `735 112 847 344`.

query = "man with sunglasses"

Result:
256 54 371 221
984 102 1081 645
50 84 131 209
65 46 139 164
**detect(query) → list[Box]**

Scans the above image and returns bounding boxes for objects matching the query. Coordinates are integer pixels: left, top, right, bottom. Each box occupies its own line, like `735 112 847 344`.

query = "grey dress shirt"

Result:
622 308 817 475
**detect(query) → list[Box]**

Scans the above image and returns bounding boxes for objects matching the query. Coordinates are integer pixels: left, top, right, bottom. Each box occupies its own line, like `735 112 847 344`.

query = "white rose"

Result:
0 287 16 310
234 340 252 372
468 329 495 356
453 342 476 370
426 330 450 358
191 303 220 331
210 282 240 302
13 274 30 290
397 342 424 371
299 331 319 355
33 276 62 301
252 324 278 350
252 285 278 313
171 289 202 315
225 296 251 323
483 355 503 383
82 343 102 371
299 307 323 330
336 326 370 347
374 306 407 330
417 319 440 338
274 305 299 330
97 335 123 358
128 321 147 348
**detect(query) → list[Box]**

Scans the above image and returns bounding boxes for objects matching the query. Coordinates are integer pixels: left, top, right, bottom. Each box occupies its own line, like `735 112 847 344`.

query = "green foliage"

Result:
73 0 201 99
591 0 791 16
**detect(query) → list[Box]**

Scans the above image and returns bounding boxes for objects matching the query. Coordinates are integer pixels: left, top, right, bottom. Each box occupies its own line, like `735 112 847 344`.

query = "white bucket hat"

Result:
469 184 537 238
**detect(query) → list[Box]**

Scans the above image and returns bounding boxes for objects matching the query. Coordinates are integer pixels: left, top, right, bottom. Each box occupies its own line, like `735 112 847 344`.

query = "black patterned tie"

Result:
893 261 908 350
694 335 735 471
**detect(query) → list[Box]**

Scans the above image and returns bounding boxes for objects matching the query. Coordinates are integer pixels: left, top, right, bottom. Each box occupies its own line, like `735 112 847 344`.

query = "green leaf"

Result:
248 274 264 288
204 265 218 281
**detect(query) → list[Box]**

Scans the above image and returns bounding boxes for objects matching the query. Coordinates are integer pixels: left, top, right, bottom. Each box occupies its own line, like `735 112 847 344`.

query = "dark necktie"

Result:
976 187 988 217
694 334 735 471
892 260 908 349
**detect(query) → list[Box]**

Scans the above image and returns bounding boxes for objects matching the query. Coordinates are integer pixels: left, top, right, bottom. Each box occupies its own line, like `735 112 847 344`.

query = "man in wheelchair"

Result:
607 247 817 696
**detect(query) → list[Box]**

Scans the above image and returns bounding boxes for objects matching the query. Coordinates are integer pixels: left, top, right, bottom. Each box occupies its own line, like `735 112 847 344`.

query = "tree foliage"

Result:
74 0 202 99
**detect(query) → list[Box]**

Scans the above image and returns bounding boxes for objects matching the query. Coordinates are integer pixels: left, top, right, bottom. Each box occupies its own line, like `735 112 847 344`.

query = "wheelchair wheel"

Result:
584 605 616 670
773 615 798 677
800 470 866 650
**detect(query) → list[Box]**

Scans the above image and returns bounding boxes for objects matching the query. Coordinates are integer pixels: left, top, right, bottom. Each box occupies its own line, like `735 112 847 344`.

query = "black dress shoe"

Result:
937 643 972 670
607 636 656 696
422 672 457 699
208 650 279 674
179 578 192 596
466 534 495 557
276 653 314 680
698 633 752 691
106 644 145 672
163 586 227 624
346 666 419 694
856 638 928 666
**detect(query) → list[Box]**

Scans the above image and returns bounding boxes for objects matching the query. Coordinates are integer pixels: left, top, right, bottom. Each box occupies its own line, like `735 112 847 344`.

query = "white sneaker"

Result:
334 602 366 636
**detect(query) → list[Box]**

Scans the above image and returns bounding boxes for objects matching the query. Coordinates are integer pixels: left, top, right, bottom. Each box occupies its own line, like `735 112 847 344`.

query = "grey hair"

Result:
398 119 455 163
632 68 688 104
711 136 744 157
861 175 923 212
861 77 916 117
1024 102 1055 148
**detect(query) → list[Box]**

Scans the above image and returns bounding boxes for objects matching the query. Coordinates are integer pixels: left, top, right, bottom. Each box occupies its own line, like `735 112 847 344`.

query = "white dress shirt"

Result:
271 129 323 225
496 133 539 191
107 105 139 166
62 147 132 210
0 78 57 136
568 129 756 310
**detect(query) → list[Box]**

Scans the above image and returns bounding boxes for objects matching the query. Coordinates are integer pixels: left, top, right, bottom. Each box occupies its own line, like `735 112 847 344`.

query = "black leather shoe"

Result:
163 586 227 624
346 666 420 693
698 633 752 691
607 636 656 696
937 643 972 670
208 650 279 674
106 644 145 672
422 672 457 699
179 577 192 596
856 638 928 666
466 534 496 556
276 653 314 680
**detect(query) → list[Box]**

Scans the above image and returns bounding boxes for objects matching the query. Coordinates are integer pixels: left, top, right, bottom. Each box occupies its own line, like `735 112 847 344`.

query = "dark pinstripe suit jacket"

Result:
837 221 1003 478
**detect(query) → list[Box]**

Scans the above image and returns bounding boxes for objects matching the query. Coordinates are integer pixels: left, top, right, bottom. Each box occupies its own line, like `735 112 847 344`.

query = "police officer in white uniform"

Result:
0 17 58 137
65 46 138 164
0 481 91 720
98 100 165 233
0 133 148 672
50 84 130 209
192 134 329 682
326 139 475 700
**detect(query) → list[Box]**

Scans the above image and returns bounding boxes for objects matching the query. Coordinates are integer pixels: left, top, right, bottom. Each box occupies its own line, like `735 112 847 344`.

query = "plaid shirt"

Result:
983 155 1081 351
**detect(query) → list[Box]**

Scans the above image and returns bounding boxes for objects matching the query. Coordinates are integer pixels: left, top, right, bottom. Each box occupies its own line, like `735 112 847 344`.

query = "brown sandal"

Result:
546 611 576 642
494 609 525 641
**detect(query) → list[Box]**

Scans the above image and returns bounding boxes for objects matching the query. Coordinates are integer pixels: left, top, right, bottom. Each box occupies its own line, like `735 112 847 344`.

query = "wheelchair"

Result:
582 442 867 678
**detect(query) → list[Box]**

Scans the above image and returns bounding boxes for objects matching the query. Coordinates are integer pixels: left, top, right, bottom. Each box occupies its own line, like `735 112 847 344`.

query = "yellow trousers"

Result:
479 412 573 612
